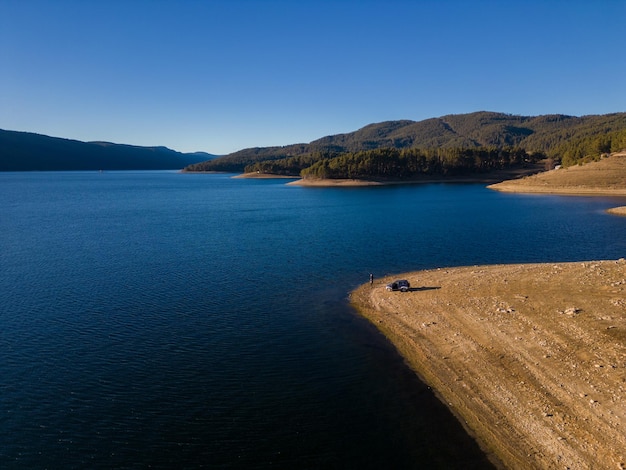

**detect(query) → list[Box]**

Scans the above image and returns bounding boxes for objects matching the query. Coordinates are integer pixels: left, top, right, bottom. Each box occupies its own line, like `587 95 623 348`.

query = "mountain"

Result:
0 129 216 171
185 111 626 173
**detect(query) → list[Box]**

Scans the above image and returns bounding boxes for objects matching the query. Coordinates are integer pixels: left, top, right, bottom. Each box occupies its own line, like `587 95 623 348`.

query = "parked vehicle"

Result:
386 279 410 292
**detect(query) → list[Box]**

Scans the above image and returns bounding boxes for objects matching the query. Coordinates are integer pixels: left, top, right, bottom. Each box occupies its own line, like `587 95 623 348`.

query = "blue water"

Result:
2 171 625 469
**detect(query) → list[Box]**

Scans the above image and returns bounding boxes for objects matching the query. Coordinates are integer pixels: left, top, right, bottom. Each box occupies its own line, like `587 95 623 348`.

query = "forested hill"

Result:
185 111 626 174
0 129 215 171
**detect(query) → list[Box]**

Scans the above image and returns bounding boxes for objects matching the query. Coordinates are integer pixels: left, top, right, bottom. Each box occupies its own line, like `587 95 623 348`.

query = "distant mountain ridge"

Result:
0 129 216 171
186 111 626 173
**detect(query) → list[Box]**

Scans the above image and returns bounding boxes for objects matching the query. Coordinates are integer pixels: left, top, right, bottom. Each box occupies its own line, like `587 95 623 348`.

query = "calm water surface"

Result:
2 171 625 469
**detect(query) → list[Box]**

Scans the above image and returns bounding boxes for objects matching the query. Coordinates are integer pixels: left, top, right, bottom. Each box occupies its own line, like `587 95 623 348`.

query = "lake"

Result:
2 171 625 469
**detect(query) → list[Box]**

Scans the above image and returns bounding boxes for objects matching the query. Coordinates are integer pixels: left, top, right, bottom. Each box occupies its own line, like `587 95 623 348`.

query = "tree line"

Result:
245 147 542 180
555 128 626 166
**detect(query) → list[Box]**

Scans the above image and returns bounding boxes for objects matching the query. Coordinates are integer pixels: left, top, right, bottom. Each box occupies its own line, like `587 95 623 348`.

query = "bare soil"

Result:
232 173 297 179
488 153 626 196
607 207 626 217
351 260 626 469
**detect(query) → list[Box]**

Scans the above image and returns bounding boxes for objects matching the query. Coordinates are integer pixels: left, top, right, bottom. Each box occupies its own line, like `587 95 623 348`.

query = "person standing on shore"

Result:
370 273 374 285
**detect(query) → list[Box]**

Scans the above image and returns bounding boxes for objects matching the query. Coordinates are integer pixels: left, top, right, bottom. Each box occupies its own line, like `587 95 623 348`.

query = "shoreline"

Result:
350 260 626 469
487 182 626 197
286 176 513 187
607 206 626 217
288 166 545 187
231 173 298 179
488 152 626 197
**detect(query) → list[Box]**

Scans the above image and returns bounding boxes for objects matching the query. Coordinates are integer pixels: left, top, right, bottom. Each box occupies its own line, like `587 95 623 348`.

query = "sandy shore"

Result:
607 207 626 217
232 173 298 179
351 260 626 469
287 178 385 186
286 177 507 187
488 153 626 197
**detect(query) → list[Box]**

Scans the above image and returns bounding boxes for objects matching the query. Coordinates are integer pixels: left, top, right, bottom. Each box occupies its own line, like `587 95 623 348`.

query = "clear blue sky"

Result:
1 0 625 155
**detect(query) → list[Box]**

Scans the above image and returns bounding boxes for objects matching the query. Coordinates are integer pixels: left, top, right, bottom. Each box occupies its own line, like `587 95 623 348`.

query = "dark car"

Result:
386 279 410 292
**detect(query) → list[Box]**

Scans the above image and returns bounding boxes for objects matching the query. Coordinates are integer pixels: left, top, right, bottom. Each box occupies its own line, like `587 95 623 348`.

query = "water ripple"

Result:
2 172 624 468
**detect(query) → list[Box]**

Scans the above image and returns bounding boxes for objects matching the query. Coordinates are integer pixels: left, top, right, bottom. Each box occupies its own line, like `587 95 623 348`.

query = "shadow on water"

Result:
331 299 499 469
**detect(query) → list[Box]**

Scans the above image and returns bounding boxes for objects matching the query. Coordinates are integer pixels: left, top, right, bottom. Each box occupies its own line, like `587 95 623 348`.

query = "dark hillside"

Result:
390 118 477 148
192 144 309 172
522 113 626 164
310 120 416 151
0 129 213 171
187 111 626 173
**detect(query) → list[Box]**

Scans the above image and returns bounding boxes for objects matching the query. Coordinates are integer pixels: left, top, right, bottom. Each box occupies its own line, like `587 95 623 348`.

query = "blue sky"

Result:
1 0 625 155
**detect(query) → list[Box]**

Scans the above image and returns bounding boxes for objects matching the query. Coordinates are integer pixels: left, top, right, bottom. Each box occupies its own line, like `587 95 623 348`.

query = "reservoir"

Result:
2 171 625 468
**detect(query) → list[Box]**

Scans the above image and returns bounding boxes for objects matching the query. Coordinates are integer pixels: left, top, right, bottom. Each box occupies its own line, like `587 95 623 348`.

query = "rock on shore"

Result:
351 260 626 469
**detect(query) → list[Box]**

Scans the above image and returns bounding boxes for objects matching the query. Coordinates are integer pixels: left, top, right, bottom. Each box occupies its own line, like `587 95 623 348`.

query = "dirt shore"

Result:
287 178 385 186
232 173 298 179
351 260 626 469
488 153 626 196
607 207 626 217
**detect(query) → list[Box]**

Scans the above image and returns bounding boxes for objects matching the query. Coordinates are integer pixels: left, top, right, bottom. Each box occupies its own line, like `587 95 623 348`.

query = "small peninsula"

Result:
351 260 626 469
286 164 544 187
349 152 626 468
